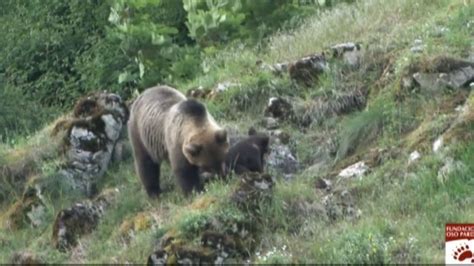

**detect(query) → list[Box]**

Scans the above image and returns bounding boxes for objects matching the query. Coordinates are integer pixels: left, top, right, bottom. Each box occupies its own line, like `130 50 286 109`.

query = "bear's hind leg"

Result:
137 154 161 198
129 125 161 198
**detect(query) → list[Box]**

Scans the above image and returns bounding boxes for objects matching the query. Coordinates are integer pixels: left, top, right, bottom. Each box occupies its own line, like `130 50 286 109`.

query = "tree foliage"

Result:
0 0 341 139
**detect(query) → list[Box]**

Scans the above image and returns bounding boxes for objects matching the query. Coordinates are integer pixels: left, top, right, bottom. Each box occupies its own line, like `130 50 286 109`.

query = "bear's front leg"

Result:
171 151 203 195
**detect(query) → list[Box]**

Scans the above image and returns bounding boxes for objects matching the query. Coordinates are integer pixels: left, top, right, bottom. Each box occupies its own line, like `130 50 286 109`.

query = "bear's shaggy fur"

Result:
225 128 270 175
128 85 229 197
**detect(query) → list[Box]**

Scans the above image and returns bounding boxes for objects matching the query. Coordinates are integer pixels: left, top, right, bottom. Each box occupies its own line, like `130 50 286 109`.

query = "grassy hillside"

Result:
1 0 473 263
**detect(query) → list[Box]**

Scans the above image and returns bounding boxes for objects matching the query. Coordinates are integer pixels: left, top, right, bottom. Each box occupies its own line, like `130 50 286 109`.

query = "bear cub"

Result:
225 128 270 175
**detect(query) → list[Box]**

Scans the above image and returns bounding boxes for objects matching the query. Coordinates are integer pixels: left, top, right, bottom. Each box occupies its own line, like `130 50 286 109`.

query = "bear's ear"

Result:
215 130 227 144
185 143 202 157
248 127 257 136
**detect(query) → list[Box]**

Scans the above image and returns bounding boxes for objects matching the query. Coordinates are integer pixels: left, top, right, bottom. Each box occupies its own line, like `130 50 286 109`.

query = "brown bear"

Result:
225 128 270 175
128 85 229 197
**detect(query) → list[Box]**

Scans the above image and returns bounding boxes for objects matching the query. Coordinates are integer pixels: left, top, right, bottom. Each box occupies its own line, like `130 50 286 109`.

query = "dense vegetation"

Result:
0 0 342 141
0 0 473 264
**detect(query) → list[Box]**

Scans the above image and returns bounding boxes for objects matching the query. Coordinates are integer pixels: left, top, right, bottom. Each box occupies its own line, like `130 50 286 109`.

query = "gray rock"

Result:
57 92 129 196
408 151 421 164
262 117 280 130
52 188 119 251
231 173 274 207
412 72 443 91
265 62 290 75
289 53 328 86
410 39 425 53
268 130 291 144
331 42 362 67
264 97 294 120
208 82 241 99
315 177 332 191
413 66 474 92
266 143 299 175
338 161 368 180
401 76 415 90
443 66 474 88
322 189 360 221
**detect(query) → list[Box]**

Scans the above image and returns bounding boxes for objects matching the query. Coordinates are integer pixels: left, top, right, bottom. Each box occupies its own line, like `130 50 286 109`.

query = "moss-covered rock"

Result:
52 188 119 251
1 185 46 230
51 92 129 196
231 172 274 210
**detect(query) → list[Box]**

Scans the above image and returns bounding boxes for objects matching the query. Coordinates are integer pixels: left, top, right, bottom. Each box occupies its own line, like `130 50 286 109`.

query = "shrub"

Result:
0 85 58 142
0 1 130 107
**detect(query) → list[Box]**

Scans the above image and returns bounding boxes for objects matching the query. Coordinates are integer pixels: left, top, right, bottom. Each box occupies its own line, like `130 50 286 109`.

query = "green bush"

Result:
0 0 131 107
0 85 58 143
183 0 324 48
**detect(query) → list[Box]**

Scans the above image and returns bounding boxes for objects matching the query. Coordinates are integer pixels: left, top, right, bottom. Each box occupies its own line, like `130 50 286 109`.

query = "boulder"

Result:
268 130 291 145
264 97 294 120
53 92 129 196
323 189 361 221
338 161 369 180
408 150 421 164
2 185 47 230
266 143 300 179
231 173 274 209
288 53 328 86
315 177 332 191
405 56 474 94
295 87 367 126
410 39 425 53
261 53 328 86
261 117 280 130
186 86 212 99
432 136 444 153
331 42 362 67
118 212 158 244
52 188 119 251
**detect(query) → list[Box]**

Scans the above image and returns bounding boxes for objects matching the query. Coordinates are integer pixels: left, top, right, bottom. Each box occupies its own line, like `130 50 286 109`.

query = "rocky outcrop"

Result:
147 172 275 265
53 92 129 196
323 189 361 221
264 97 294 120
1 92 129 231
260 53 328 86
337 161 369 180
400 56 474 96
2 185 47 230
331 42 362 67
118 212 159 244
266 143 300 180
52 188 119 251
296 87 367 126
186 82 241 100
263 86 367 128
231 173 274 209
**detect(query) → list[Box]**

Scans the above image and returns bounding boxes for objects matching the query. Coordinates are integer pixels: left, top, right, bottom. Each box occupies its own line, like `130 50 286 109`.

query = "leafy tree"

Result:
108 0 201 88
0 0 131 107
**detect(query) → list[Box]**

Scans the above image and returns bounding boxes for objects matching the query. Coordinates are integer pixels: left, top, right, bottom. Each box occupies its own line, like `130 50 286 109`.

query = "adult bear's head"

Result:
179 99 229 176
